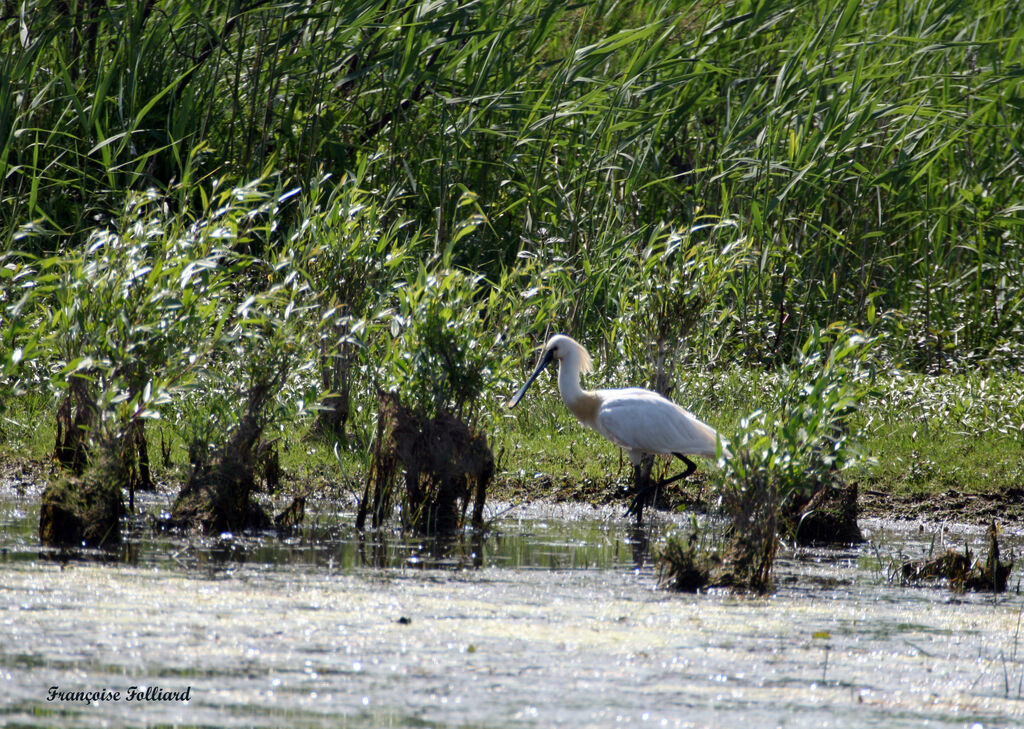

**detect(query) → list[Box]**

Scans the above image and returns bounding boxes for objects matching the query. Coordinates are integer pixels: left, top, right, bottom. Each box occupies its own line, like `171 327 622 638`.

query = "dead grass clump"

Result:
901 521 1013 592
357 392 493 534
39 441 125 548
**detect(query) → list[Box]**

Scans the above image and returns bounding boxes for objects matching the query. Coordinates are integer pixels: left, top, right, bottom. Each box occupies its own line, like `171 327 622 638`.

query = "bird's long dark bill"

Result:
507 349 554 408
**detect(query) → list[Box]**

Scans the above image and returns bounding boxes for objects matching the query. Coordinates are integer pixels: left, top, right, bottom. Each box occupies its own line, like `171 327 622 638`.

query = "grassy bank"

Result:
2 0 1023 527
5 366 1022 507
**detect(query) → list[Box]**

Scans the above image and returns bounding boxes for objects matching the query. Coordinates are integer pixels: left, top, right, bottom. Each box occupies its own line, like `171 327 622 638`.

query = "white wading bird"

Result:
507 334 725 523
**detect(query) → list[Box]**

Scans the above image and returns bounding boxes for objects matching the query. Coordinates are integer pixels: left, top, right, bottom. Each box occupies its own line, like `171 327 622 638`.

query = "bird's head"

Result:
541 334 593 372
507 334 592 408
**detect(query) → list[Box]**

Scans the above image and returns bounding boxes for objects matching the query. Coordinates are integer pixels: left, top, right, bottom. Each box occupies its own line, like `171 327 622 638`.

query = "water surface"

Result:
2 489 1023 728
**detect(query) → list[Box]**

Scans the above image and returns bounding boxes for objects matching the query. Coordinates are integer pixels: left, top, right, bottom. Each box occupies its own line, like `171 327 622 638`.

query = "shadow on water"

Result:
1 492 671 574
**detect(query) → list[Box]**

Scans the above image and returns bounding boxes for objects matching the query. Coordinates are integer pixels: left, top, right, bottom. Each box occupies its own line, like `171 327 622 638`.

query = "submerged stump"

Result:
40 445 125 548
785 481 863 545
358 392 493 534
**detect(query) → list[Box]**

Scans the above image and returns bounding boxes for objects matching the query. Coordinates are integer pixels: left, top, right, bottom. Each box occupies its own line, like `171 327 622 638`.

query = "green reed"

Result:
1 0 1023 516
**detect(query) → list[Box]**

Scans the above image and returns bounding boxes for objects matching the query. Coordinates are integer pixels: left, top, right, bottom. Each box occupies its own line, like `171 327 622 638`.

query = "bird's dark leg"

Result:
626 458 653 524
628 454 698 524
660 454 698 487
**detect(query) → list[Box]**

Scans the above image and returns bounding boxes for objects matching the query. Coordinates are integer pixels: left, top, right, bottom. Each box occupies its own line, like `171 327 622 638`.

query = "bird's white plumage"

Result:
594 388 719 462
508 334 724 461
507 334 724 521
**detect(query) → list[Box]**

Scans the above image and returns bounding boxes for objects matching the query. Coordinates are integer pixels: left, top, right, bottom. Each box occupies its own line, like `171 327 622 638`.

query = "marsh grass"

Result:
2 0 1024 542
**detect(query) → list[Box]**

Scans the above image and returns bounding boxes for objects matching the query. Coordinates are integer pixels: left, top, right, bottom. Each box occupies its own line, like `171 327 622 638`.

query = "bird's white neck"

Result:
556 355 601 427
557 351 591 411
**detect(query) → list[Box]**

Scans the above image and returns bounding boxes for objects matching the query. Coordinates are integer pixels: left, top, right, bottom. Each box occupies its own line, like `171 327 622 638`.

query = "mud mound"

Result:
358 392 493 534
39 446 125 548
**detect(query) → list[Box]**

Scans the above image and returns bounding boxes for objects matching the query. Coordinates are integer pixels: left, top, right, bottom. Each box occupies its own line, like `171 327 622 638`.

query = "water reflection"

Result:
2 494 670 573
628 524 651 568
4 492 1024 729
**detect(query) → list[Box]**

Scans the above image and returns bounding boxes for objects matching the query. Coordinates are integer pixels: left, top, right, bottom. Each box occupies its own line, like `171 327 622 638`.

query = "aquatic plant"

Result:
704 325 878 589
720 325 878 505
359 261 501 534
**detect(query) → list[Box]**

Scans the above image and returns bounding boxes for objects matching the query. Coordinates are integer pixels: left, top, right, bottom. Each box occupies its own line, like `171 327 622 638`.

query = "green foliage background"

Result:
2 0 1023 494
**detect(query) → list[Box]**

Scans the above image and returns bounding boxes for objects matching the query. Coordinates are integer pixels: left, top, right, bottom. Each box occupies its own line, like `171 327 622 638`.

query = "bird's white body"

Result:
509 334 723 464
590 388 720 463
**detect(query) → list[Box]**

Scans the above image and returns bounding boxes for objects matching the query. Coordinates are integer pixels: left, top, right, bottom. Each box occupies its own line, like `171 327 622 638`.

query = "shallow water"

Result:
2 489 1024 728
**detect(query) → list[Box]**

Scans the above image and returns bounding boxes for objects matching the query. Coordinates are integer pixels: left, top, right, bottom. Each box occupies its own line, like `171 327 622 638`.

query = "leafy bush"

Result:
382 263 506 423
35 190 234 477
720 325 878 504
707 325 878 589
298 163 419 440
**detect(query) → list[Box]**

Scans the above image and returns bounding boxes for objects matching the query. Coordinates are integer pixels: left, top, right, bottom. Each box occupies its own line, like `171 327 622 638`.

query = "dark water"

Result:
3 489 1024 728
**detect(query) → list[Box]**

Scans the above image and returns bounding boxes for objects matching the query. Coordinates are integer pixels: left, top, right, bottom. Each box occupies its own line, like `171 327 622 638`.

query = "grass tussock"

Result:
901 521 1014 593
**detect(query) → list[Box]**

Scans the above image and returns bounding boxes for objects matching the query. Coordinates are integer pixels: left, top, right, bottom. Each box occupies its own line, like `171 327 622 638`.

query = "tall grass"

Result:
2 0 1023 507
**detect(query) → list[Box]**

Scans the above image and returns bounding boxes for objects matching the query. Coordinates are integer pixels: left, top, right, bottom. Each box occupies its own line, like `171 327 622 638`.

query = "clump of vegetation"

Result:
695 327 876 591
657 530 715 592
785 482 862 546
39 440 126 548
657 500 777 594
170 383 277 533
901 522 1014 593
52 375 97 477
28 189 245 540
359 264 501 534
359 392 493 533
714 456 780 593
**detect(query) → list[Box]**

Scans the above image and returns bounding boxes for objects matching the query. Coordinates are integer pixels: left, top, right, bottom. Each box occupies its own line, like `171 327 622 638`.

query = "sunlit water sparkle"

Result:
2 489 1024 728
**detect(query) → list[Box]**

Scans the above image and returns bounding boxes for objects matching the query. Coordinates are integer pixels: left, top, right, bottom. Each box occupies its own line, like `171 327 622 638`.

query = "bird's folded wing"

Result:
596 390 719 458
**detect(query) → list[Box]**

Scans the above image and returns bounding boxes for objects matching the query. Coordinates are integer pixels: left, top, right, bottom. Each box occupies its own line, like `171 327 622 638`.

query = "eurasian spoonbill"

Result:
507 334 724 522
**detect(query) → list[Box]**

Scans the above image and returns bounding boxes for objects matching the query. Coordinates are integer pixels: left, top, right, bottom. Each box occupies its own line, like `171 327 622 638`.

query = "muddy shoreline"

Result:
4 455 1022 529
490 468 1024 525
